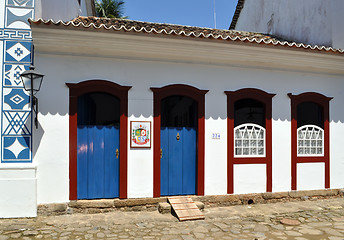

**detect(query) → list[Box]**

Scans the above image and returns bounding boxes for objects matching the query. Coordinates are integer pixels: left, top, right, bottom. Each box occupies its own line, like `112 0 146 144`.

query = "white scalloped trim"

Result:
29 18 344 54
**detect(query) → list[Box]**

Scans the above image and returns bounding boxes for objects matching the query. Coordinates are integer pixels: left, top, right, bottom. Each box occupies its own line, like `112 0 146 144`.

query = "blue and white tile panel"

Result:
1 0 34 162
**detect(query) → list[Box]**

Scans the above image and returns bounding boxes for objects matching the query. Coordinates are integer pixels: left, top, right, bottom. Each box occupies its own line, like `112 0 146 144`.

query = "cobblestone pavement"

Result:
0 198 344 240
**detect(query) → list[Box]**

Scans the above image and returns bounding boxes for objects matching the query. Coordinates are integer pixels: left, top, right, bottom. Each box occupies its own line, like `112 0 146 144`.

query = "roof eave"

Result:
29 18 344 55
30 24 344 75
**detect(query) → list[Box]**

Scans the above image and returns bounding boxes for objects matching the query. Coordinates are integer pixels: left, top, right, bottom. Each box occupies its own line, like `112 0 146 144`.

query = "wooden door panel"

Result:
182 127 197 194
160 127 169 196
168 127 183 195
77 126 119 199
104 126 119 198
161 127 196 196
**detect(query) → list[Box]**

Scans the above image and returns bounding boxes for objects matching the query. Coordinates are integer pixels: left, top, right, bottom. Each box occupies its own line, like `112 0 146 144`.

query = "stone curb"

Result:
38 188 344 216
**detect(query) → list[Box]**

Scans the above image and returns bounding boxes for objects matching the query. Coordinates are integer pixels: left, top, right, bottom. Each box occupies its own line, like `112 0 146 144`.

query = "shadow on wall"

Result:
32 121 45 159
36 55 344 124
36 79 344 124
34 50 344 123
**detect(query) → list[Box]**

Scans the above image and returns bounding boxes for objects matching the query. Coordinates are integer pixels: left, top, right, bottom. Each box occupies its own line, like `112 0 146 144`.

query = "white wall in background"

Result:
236 0 344 49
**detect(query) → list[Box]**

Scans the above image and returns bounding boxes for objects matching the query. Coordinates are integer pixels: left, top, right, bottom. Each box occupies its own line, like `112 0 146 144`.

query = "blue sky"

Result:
123 0 239 30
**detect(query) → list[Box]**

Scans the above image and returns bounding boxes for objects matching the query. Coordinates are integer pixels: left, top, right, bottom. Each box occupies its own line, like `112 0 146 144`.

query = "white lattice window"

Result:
297 125 324 156
234 123 265 157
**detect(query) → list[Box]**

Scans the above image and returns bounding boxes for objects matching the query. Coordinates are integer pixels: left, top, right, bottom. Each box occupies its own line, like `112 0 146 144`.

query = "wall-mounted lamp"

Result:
20 65 44 129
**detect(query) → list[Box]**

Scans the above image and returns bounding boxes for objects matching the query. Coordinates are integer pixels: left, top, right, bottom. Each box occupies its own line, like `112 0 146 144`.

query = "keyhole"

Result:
176 132 180 141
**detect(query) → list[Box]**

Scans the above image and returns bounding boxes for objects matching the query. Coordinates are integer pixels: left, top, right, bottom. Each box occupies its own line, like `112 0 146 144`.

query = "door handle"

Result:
116 149 119 159
160 149 163 159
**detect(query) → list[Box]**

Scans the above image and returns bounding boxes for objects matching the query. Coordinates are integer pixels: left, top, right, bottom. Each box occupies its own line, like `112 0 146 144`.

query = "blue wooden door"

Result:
77 126 119 199
161 127 197 196
77 93 120 199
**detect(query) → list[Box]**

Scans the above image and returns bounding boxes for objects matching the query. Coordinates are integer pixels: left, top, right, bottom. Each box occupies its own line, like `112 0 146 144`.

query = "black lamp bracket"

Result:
31 95 38 129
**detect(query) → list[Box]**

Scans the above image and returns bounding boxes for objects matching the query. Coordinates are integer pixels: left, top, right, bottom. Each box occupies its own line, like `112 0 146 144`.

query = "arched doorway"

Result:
67 80 131 200
160 95 198 195
151 84 208 197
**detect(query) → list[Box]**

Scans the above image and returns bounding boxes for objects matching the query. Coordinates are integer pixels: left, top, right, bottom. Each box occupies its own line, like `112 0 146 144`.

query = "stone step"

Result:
158 201 204 214
167 197 205 221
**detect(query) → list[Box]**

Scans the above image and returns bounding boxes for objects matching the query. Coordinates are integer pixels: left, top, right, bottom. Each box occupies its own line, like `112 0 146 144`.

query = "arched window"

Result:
288 92 332 190
225 89 275 194
234 99 265 157
297 102 324 156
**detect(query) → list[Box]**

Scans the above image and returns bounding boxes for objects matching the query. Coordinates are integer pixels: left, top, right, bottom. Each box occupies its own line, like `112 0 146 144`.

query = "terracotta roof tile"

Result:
29 17 344 54
71 16 284 42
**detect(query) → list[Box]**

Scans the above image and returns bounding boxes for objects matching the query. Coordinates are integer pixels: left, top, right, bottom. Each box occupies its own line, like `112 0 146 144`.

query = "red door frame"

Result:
288 92 332 190
66 80 131 200
225 88 275 194
151 84 208 197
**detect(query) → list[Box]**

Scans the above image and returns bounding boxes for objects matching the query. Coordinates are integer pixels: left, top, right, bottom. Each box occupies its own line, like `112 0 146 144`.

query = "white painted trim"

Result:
0 164 37 170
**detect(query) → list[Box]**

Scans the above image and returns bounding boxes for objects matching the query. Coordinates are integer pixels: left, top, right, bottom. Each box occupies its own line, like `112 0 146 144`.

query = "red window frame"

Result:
151 84 208 197
288 92 332 190
225 88 275 194
66 80 131 200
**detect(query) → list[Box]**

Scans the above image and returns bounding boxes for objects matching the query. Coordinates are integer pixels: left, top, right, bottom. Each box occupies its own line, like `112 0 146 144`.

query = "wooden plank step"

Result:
168 196 205 221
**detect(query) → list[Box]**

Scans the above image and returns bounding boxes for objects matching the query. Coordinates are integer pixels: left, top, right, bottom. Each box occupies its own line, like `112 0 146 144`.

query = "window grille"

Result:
297 125 324 156
234 123 265 157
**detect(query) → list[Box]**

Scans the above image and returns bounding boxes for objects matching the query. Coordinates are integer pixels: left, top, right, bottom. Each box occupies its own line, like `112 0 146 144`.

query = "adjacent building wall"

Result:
35 0 93 21
331 0 344 49
235 0 344 49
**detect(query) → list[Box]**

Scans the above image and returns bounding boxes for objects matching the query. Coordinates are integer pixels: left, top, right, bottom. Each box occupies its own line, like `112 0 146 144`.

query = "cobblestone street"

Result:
0 198 343 240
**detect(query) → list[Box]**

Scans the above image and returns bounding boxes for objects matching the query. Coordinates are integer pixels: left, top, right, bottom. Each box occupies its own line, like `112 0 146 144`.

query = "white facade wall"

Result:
0 166 37 218
32 52 344 203
1 0 343 217
235 0 344 49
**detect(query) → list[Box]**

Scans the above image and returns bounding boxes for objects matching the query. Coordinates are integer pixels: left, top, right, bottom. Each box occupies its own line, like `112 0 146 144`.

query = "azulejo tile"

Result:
4 88 30 110
5 7 33 29
3 136 30 162
4 64 29 87
5 41 31 63
0 30 32 40
2 0 34 163
2 111 31 135
6 0 34 8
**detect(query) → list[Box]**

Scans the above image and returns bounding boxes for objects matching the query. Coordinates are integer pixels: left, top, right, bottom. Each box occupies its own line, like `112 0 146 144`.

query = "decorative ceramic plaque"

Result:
130 121 151 148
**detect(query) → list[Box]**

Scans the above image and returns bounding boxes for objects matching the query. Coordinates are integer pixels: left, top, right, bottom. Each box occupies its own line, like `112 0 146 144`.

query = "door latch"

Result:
176 132 180 141
160 149 163 159
116 149 119 159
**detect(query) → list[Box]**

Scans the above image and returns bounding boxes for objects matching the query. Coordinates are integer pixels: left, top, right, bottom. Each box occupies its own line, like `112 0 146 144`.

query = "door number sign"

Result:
212 133 221 139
